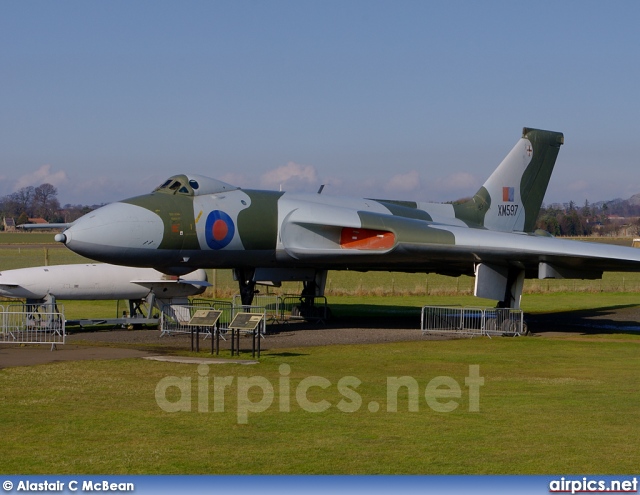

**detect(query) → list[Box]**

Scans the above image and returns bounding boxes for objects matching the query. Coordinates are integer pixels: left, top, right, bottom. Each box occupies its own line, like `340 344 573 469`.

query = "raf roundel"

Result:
205 210 235 249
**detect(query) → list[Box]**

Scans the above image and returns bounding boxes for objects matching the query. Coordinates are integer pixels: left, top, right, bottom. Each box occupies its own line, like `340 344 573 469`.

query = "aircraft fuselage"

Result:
55 128 640 309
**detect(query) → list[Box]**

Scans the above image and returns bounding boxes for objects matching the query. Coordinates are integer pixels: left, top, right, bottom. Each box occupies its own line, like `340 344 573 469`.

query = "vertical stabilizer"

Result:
454 127 564 232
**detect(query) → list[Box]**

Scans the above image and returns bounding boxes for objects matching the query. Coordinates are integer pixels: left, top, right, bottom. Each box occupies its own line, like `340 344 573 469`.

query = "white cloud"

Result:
14 164 68 190
260 162 318 191
434 172 478 193
384 170 421 194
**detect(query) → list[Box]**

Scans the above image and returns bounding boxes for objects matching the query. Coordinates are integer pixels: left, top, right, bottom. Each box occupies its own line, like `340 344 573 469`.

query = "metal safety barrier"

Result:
232 294 281 323
421 306 525 337
159 293 330 338
160 301 267 336
1 304 66 348
230 294 330 324
160 300 229 337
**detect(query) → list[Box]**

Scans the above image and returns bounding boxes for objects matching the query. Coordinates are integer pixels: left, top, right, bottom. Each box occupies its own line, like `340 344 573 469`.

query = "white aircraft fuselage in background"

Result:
0 263 208 303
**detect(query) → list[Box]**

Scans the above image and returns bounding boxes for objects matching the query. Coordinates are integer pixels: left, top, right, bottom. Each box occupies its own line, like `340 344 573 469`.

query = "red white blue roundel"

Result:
205 210 235 249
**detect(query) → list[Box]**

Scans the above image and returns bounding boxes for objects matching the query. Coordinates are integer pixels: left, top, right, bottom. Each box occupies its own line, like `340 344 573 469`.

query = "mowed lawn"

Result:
1 336 638 474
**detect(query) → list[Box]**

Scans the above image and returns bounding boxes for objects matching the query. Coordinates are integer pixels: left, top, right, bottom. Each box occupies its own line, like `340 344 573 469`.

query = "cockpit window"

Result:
154 174 239 196
154 175 197 195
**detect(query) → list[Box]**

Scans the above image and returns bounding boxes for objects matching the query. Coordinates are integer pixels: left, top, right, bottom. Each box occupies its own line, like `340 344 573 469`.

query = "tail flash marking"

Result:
502 187 514 202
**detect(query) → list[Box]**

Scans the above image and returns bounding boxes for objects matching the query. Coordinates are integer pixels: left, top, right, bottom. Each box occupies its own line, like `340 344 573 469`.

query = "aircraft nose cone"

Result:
62 202 165 264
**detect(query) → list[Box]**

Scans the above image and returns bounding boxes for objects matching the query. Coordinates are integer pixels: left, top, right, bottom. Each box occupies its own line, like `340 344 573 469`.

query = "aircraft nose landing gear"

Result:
234 268 257 307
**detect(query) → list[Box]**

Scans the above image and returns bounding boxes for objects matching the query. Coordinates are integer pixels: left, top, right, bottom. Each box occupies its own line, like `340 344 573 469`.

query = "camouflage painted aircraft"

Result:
54 127 640 309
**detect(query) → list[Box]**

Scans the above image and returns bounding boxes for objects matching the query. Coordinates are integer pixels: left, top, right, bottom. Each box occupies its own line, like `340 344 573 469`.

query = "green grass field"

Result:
1 336 639 474
1 234 640 474
0 232 61 244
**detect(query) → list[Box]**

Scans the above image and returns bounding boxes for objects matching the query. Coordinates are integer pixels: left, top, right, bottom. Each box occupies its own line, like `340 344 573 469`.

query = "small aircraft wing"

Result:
130 279 212 289
177 279 211 287
130 267 210 290
17 223 72 230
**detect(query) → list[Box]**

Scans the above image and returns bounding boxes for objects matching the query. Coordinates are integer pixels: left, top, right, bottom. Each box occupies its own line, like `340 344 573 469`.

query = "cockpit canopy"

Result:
154 174 239 196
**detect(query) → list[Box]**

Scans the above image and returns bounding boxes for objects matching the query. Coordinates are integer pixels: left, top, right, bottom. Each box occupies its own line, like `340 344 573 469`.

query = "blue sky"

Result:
2 1 640 206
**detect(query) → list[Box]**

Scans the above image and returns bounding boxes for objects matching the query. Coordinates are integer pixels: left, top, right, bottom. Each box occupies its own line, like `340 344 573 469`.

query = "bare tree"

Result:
10 186 35 217
33 183 60 220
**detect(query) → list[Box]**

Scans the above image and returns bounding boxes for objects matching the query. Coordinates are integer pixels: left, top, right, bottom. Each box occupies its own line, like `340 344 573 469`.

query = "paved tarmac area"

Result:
0 315 446 368
1 305 639 369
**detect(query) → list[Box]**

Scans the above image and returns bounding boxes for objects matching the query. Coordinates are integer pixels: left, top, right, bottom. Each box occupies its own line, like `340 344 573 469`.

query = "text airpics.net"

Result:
155 364 484 424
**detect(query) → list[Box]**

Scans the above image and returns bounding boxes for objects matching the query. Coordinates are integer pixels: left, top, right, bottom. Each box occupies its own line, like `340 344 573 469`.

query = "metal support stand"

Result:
228 312 264 358
186 310 222 353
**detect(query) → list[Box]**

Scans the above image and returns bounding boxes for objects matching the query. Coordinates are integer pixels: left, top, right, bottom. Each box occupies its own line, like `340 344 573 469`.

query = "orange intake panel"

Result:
340 228 395 250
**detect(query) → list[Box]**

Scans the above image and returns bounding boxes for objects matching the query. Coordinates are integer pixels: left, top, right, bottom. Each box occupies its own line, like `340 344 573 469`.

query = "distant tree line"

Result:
536 199 640 237
2 183 640 237
0 184 97 227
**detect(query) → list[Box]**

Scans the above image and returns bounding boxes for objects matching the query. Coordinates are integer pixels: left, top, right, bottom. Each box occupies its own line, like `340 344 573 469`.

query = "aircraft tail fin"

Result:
454 127 564 232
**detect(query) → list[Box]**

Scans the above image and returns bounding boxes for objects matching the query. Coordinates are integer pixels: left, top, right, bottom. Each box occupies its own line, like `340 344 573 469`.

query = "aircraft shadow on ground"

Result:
270 304 423 332
527 304 640 336
271 303 640 336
